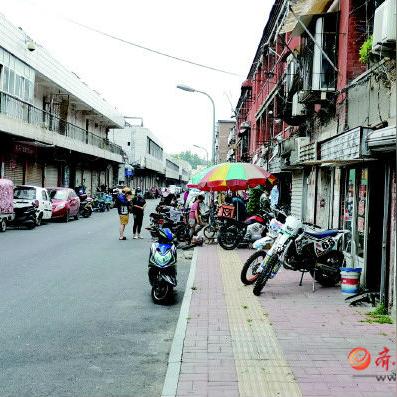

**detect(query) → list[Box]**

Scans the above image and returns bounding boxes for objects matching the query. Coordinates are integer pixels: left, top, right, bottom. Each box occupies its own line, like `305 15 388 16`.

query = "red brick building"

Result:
230 0 396 312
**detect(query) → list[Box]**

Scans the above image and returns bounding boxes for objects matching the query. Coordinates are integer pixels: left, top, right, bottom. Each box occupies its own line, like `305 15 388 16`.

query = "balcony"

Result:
0 91 124 161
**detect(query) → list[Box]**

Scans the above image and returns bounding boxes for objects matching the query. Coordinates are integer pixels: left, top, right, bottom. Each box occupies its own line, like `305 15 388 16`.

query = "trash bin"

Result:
340 268 362 295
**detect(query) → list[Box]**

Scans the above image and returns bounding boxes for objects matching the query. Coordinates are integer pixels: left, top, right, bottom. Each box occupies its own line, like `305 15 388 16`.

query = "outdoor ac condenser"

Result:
372 0 396 53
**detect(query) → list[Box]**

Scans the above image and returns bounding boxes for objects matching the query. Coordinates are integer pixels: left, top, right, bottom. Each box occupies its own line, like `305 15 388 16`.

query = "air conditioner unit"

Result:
372 0 396 53
292 93 305 116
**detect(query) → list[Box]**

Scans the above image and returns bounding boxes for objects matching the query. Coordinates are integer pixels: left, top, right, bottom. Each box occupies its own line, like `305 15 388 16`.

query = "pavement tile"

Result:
174 246 396 397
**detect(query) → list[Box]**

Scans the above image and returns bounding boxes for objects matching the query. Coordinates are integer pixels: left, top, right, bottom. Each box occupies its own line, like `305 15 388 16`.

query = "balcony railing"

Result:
0 90 124 156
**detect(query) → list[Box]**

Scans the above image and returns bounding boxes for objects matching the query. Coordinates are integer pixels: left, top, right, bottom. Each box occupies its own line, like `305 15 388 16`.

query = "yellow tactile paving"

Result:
218 247 302 397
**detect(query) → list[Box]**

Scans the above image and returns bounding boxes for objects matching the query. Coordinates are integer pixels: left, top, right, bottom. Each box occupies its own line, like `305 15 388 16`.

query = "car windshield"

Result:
49 190 68 200
14 187 36 200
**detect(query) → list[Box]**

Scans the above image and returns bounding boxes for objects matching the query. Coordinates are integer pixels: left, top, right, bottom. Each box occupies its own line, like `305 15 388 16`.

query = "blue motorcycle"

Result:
148 227 177 304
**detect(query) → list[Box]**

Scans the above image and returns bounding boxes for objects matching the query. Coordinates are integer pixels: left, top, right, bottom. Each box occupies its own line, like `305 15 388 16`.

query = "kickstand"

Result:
299 271 305 286
312 267 316 293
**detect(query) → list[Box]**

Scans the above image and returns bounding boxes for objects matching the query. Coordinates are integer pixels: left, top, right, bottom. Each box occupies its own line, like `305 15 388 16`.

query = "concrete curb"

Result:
161 248 198 397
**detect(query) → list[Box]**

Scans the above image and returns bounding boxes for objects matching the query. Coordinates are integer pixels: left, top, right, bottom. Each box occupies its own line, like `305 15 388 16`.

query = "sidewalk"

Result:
163 245 396 397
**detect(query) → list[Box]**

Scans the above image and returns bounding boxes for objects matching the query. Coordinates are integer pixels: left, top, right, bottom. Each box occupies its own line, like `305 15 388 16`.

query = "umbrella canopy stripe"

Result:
190 162 276 191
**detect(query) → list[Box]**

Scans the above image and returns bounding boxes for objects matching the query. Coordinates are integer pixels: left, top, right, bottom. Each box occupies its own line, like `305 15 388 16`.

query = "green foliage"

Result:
172 151 207 170
359 36 373 64
247 186 264 215
364 304 393 324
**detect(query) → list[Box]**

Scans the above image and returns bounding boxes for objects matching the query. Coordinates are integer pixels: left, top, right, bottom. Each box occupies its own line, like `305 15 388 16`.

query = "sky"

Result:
0 0 272 156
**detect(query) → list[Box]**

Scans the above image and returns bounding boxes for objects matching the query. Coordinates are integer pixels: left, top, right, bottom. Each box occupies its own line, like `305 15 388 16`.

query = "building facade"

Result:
0 13 125 194
233 0 396 311
216 120 235 163
111 123 192 190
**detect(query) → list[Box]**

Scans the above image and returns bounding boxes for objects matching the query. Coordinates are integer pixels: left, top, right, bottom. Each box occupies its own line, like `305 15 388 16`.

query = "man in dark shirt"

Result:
232 193 247 222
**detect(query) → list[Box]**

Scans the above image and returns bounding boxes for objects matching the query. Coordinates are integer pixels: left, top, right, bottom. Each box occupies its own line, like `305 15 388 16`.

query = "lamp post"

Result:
193 144 209 166
177 84 216 164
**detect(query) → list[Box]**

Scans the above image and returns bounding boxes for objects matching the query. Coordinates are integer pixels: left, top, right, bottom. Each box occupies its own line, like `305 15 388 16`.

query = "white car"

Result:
14 185 52 226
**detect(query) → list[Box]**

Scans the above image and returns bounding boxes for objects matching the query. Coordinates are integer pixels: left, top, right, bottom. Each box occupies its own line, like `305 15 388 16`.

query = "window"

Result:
2 66 9 91
147 137 163 160
166 159 179 172
301 14 337 91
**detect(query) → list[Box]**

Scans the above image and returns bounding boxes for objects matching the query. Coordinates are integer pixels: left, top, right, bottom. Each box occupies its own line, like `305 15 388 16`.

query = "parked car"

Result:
14 185 52 226
48 188 80 222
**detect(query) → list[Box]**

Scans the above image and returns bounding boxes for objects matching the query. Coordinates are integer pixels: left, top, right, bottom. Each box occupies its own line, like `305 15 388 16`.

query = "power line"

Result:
65 18 242 77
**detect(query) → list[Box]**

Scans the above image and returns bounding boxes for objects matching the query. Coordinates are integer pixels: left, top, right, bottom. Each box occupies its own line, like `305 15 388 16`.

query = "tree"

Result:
172 151 207 170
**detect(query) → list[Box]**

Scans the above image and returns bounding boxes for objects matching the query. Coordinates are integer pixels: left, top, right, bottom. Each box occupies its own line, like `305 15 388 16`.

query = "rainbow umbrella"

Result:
187 164 218 188
190 162 276 191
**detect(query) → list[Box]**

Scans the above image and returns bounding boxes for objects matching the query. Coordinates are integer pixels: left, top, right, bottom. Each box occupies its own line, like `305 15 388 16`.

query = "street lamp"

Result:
177 84 216 164
193 144 209 166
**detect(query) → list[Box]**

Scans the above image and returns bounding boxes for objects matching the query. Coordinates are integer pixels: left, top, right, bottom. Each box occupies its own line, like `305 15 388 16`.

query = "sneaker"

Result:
133 235 138 239
138 235 143 239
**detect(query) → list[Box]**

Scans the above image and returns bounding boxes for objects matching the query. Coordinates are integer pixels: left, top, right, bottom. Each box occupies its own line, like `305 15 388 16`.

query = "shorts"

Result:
119 214 129 225
189 219 196 228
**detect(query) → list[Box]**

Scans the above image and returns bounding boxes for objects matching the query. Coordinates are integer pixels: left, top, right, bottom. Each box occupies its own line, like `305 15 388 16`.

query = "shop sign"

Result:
321 127 369 161
14 143 34 155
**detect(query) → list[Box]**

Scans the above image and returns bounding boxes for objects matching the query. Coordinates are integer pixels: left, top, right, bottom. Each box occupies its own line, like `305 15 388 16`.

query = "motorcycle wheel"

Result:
218 226 240 250
241 250 266 285
176 226 188 242
253 254 278 296
151 282 172 304
27 220 36 230
83 208 92 218
310 251 344 287
203 225 217 240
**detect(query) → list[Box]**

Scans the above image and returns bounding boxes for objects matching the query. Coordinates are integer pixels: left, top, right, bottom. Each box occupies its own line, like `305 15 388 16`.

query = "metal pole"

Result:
380 163 391 307
196 90 216 164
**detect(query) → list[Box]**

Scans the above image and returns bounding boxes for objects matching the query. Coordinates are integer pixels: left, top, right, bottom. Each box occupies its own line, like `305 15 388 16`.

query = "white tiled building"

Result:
0 13 125 193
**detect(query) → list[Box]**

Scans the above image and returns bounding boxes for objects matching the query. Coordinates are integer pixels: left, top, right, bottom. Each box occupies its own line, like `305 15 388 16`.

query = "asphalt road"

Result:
0 200 190 397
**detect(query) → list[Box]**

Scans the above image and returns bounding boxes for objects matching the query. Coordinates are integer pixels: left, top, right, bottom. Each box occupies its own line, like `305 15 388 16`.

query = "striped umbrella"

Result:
188 162 276 191
187 165 218 188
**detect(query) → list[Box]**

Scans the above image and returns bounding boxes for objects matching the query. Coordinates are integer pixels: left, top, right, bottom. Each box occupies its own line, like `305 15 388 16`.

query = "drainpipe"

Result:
380 163 391 307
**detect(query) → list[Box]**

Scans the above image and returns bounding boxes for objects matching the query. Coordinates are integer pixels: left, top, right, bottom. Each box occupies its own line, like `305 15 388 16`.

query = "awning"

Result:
367 125 396 152
280 0 335 35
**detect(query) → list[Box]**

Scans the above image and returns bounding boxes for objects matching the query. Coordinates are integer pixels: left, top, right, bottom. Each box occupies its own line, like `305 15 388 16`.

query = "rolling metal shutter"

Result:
44 164 59 187
26 162 43 186
100 170 106 187
92 171 99 193
291 170 304 219
4 159 24 185
75 168 83 187
83 169 92 194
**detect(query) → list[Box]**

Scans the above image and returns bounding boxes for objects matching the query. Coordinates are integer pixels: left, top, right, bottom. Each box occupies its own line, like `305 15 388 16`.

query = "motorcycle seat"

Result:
305 229 339 239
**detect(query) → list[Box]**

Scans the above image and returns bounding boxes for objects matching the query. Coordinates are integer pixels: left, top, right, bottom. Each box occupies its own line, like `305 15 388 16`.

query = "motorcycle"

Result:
148 227 178 304
218 212 272 250
252 215 348 296
78 194 93 218
240 217 284 285
92 193 106 212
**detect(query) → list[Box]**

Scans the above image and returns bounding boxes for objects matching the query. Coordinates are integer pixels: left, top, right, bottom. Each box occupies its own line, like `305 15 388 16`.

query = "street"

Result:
0 200 190 397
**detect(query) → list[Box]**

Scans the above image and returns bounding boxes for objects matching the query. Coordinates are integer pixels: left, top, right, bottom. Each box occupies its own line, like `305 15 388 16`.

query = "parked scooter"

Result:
240 218 284 285
252 216 348 296
77 193 93 218
148 227 178 304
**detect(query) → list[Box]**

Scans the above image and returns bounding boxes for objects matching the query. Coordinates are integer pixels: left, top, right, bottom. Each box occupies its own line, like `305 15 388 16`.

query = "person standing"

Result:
115 188 133 240
132 192 146 239
189 194 204 242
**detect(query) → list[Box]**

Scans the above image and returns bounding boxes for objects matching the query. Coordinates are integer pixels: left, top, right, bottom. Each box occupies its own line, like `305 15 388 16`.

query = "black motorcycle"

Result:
78 194 93 218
